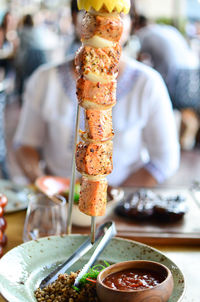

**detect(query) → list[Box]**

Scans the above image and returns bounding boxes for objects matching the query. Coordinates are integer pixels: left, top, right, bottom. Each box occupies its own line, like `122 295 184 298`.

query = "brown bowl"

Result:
96 260 174 302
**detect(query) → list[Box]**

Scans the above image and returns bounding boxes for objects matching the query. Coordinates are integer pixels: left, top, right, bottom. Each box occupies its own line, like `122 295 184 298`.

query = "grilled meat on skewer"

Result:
75 8 123 217
76 77 116 109
79 175 108 216
76 140 113 175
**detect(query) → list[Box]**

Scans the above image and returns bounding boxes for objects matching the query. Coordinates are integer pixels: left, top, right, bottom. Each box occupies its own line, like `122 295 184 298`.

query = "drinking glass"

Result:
23 193 67 242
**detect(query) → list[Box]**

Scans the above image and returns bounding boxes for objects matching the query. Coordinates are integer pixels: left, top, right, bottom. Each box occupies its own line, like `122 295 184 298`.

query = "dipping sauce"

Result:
103 268 165 291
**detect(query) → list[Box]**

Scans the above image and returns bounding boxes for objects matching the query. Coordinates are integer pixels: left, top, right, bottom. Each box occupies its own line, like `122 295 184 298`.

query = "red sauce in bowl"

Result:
103 268 165 291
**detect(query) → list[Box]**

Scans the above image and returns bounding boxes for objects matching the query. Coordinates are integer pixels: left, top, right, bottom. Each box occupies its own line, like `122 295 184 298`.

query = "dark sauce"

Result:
103 268 165 291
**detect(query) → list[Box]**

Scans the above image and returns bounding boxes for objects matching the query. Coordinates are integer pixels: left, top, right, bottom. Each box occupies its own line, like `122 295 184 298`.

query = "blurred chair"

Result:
172 68 200 150
0 82 10 179
171 68 200 111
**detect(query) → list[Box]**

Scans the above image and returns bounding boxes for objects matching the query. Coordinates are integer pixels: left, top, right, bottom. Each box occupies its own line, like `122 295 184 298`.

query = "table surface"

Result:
1 210 200 302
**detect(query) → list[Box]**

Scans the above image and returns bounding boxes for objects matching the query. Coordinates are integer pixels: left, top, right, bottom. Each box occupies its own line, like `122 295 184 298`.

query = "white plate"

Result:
0 235 185 302
0 180 30 213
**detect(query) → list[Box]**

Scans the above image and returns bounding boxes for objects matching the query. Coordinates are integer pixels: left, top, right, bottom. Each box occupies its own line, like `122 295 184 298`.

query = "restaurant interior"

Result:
0 0 200 301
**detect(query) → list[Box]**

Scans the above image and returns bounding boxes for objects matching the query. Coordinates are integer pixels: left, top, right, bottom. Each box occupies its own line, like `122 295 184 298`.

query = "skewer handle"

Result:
67 105 80 234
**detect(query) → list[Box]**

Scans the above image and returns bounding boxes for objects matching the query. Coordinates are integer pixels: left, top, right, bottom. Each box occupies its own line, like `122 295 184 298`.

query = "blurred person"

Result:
58 7 73 36
33 10 64 62
134 15 200 111
0 87 10 179
0 11 17 47
134 15 200 150
195 21 200 37
0 11 18 76
123 0 141 60
66 0 83 55
15 14 47 97
0 21 4 48
13 0 180 187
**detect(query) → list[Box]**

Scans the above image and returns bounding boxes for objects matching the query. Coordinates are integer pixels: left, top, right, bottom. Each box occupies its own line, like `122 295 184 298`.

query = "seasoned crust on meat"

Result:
81 12 123 42
85 108 113 141
75 44 121 80
76 77 116 108
76 140 113 175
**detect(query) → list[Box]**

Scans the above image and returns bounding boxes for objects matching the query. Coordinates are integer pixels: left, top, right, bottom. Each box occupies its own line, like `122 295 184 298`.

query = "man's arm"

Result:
142 70 180 184
121 66 179 188
15 146 44 183
13 67 47 182
121 167 157 188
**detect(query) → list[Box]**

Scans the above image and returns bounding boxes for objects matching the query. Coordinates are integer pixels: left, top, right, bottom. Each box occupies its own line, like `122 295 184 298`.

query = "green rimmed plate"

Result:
0 235 185 302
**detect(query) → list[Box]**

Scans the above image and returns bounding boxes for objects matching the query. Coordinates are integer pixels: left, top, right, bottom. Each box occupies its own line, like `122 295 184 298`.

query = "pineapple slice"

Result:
77 0 130 14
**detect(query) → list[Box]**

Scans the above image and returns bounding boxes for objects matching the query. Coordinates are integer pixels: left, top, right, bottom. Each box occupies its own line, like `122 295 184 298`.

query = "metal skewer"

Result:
66 104 97 243
67 105 80 234
91 216 96 244
67 55 97 242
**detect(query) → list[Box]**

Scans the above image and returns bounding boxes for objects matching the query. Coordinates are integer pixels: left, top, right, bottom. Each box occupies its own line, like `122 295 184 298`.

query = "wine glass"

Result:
23 193 67 242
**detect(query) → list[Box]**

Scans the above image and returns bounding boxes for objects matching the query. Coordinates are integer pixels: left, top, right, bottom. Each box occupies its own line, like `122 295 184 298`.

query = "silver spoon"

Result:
39 221 116 289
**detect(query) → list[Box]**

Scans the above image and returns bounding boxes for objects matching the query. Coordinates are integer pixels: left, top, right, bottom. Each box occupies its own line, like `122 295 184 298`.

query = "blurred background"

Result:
0 0 200 185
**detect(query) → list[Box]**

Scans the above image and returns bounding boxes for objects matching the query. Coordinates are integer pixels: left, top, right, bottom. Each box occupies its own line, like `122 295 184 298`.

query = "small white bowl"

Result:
70 187 124 227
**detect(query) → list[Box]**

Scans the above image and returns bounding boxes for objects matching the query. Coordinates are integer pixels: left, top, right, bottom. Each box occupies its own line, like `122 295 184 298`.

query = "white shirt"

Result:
14 56 180 186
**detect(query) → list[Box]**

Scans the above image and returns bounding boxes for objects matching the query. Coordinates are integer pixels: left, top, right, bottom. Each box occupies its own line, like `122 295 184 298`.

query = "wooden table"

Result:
1 210 200 302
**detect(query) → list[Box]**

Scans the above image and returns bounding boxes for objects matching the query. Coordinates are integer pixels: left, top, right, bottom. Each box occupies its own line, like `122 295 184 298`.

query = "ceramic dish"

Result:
0 235 185 302
0 180 30 213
